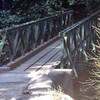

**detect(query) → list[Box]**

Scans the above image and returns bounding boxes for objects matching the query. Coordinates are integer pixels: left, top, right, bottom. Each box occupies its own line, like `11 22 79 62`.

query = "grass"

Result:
49 86 73 100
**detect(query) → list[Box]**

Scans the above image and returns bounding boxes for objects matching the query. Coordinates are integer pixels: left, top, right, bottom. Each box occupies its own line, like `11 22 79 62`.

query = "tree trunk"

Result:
2 0 12 10
62 0 70 8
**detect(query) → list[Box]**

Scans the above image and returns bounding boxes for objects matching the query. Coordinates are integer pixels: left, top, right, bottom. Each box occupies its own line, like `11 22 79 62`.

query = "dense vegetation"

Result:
0 0 100 28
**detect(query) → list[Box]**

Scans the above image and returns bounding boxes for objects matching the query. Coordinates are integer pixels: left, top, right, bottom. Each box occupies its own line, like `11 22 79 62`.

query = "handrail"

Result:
0 10 73 66
60 10 100 72
60 10 100 37
0 10 73 33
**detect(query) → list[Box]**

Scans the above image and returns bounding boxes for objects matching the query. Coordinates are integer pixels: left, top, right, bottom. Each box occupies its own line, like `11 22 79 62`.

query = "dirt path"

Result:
74 68 93 100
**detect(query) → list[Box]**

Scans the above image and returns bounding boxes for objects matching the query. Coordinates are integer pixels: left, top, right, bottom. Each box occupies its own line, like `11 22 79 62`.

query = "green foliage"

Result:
68 0 100 6
0 0 67 28
68 0 76 5
0 11 23 27
2 15 20 24
0 0 99 28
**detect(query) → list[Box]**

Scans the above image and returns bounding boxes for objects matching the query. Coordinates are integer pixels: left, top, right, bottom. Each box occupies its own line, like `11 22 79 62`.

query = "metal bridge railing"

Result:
60 10 100 76
0 10 73 66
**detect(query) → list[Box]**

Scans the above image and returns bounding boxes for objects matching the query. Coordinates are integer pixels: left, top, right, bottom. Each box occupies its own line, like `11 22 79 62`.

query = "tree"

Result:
2 0 12 10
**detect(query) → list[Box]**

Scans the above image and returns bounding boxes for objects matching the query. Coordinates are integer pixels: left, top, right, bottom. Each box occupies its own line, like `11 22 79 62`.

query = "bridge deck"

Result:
0 38 62 100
